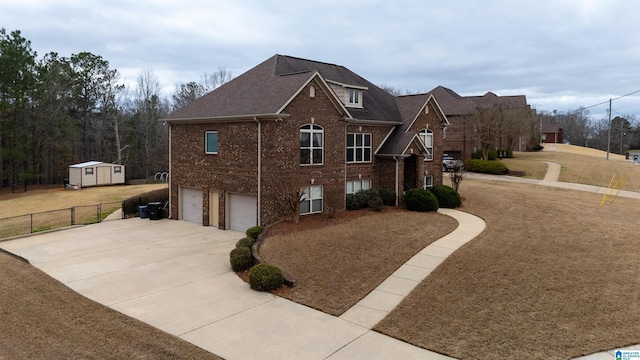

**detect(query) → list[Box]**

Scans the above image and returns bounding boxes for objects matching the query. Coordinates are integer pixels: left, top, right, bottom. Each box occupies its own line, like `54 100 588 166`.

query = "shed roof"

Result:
69 161 104 168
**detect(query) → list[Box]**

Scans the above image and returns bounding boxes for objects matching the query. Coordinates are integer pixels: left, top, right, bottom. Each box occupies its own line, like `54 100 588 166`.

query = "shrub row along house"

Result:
163 55 452 230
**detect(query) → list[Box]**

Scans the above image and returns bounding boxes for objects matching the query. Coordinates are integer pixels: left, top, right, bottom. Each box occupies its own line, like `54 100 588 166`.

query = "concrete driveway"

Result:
1 217 451 360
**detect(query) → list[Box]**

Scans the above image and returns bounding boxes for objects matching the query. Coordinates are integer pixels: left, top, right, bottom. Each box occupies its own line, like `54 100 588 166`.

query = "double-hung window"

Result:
205 131 218 154
419 129 433 161
346 179 371 194
300 124 323 165
300 185 323 214
347 133 371 163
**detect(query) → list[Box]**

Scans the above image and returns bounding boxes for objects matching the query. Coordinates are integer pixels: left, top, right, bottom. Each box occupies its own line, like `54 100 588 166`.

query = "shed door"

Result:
228 193 257 232
181 187 202 224
97 166 111 185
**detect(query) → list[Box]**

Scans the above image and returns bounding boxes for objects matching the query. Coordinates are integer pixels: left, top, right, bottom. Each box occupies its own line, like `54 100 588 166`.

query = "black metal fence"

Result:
0 201 122 240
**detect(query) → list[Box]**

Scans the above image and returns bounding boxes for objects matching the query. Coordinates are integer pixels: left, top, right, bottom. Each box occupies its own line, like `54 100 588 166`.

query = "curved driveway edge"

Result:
340 209 486 329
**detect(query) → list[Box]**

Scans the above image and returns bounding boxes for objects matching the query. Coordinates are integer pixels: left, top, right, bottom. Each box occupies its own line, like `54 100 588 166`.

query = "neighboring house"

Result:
426 86 535 160
541 123 564 144
68 161 125 189
162 55 449 230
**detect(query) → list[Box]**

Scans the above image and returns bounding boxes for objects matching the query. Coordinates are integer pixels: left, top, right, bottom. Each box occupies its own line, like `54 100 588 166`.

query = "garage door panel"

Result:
229 194 257 232
181 187 202 224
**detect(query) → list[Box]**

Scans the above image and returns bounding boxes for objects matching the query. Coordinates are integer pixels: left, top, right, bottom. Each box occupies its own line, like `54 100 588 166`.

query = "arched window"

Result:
419 129 433 161
300 124 323 165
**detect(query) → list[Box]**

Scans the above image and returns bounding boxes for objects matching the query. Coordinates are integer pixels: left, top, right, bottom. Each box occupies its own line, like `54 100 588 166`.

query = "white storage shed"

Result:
68 161 125 189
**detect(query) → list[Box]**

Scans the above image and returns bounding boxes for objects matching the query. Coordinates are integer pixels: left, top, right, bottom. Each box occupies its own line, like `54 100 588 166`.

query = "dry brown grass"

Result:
375 180 640 359
0 184 167 218
0 251 222 359
500 147 640 191
260 208 458 316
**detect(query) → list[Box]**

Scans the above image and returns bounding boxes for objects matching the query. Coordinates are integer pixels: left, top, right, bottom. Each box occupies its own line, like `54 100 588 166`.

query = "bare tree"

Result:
448 166 466 192
469 105 502 160
202 66 232 92
266 174 308 223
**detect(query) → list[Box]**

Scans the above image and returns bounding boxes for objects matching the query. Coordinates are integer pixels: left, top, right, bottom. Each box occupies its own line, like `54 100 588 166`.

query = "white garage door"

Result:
229 193 257 232
181 187 202 224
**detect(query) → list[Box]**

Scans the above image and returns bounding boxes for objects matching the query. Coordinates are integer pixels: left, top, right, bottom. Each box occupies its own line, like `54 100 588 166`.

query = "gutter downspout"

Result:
255 117 261 226
167 122 172 218
393 156 399 207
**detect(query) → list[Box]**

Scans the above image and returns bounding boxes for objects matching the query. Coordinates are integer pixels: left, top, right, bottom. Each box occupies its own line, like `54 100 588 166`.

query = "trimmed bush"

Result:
487 149 498 160
506 149 514 158
464 159 509 175
430 185 461 208
230 246 253 272
248 264 284 291
533 144 544 152
472 150 483 159
403 188 439 212
346 188 396 210
235 237 255 249
246 226 263 239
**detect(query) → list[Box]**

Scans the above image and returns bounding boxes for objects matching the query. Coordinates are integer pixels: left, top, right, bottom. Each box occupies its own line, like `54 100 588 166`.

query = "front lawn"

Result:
259 208 458 316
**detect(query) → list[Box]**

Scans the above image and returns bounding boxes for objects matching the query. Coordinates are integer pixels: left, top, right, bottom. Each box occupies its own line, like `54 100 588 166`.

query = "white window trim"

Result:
423 175 433 189
346 179 371 195
347 133 372 163
300 124 324 166
300 185 323 215
114 166 122 173
205 131 218 154
85 168 93 175
346 89 363 108
419 129 433 161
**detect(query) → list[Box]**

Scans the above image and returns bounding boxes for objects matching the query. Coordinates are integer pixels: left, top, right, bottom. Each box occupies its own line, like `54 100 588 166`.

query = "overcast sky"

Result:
2 0 639 120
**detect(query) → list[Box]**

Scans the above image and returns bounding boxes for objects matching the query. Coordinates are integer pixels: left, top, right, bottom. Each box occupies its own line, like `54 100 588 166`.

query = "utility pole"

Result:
607 98 612 160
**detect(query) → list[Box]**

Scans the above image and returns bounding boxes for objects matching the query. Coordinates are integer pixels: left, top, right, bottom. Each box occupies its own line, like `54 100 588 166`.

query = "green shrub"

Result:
235 237 255 249
248 264 284 291
533 144 544 152
487 149 498 160
403 188 439 212
472 150 483 159
368 196 383 211
464 159 509 175
346 188 396 210
346 192 369 210
229 246 253 272
506 149 514 158
246 226 263 239
430 185 461 208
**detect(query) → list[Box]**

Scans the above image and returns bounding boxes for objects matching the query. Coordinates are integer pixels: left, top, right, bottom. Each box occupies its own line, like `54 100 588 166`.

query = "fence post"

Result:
122 200 126 219
71 207 75 226
30 213 33 234
97 204 101 223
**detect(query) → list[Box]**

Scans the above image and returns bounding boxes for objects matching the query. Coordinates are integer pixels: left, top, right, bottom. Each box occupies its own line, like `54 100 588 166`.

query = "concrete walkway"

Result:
1 210 484 360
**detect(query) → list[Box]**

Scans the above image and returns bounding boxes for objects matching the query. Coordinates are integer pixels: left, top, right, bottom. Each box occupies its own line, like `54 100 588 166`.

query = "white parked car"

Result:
442 154 463 172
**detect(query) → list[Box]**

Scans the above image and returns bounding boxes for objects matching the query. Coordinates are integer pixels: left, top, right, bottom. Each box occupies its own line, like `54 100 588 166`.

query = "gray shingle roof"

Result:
166 55 402 123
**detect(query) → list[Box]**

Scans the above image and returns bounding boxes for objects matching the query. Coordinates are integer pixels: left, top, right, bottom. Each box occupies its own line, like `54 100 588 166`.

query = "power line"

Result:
583 89 640 110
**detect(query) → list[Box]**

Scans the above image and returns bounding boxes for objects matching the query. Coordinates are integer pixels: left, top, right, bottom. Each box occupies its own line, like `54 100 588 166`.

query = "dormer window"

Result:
347 89 362 107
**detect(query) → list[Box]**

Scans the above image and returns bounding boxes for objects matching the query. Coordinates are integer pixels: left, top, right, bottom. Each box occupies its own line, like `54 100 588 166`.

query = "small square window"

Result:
301 185 323 215
114 166 122 173
85 168 93 175
205 131 218 154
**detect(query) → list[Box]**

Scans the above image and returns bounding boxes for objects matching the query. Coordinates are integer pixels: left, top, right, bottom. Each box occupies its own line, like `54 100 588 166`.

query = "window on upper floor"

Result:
300 185 323 215
347 133 372 163
419 129 433 161
346 179 371 195
347 89 362 107
300 124 323 165
205 131 218 154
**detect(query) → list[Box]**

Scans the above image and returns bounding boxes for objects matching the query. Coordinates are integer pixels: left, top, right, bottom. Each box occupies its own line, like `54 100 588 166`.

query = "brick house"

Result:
162 55 449 231
426 86 535 160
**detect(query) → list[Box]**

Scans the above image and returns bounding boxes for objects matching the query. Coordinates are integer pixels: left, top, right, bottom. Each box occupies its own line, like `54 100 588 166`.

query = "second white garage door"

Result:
228 193 257 232
181 187 202 224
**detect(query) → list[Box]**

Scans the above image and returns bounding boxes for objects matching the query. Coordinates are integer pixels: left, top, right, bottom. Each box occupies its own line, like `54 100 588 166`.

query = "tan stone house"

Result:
162 55 449 230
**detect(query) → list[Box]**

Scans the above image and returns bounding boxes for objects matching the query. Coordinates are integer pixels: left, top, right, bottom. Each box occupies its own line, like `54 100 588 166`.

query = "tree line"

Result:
0 28 231 189
537 109 639 154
